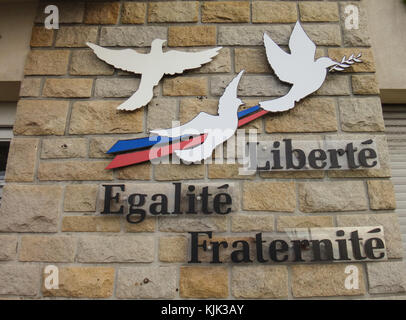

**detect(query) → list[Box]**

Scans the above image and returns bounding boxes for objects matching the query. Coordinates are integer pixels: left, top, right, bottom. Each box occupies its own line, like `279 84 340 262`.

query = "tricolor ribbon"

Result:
106 105 269 169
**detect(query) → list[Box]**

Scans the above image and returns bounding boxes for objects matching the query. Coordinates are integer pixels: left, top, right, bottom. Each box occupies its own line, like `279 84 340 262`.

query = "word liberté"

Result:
244 139 380 173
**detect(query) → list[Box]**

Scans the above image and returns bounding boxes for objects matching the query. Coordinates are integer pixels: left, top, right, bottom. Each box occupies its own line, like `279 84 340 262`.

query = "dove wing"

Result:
263 33 295 84
218 71 244 116
163 47 222 75
151 112 215 137
87 42 145 74
288 22 316 62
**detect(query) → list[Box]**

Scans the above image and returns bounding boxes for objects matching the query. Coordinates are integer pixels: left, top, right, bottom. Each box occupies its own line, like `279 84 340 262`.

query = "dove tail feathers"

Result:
259 95 296 112
174 144 214 163
117 81 154 111
86 42 98 50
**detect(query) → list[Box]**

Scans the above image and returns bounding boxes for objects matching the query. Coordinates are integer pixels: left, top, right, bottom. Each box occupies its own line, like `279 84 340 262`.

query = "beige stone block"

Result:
55 26 98 47
41 138 87 159
19 78 42 97
70 50 115 75
94 78 142 98
208 163 254 180
180 267 228 298
260 171 325 179
154 163 205 181
69 100 143 134
328 48 376 73
159 216 227 233
367 180 396 210
163 77 207 96
292 264 365 297
211 74 289 97
232 266 288 298
125 218 156 232
30 26 54 47
180 98 217 123
265 98 337 133
192 48 231 74
0 184 63 232
117 163 151 180
77 235 154 263
19 236 75 262
13 100 69 135
89 137 116 158
62 216 121 232
43 78 93 98
339 2 371 47
202 1 250 23
367 261 406 294
43 267 114 298
235 48 272 74
117 266 177 299
303 24 342 46
352 75 380 95
84 2 120 24
337 214 403 259
168 26 216 47
277 215 334 232
299 2 339 22
218 25 291 46
159 236 187 262
299 181 368 213
149 2 198 22
252 2 297 23
0 265 40 296
5 138 38 182
232 214 274 232
339 97 385 132
316 74 351 96
147 98 177 131
243 181 296 212
64 184 99 212
24 50 70 75
121 2 146 24
0 236 17 261
35 2 85 23
38 161 113 181
100 26 167 47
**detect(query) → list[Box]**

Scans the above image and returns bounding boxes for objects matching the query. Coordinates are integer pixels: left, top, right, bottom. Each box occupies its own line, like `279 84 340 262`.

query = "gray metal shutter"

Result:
383 105 406 257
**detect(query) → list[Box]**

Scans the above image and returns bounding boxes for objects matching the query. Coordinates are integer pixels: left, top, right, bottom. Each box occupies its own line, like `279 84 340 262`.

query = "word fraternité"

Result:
188 228 387 264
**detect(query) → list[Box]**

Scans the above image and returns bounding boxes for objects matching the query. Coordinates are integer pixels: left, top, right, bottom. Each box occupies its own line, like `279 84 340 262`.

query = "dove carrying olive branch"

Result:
329 53 363 72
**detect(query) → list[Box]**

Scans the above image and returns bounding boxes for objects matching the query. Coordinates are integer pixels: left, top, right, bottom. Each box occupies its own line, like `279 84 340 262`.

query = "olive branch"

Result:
329 53 362 72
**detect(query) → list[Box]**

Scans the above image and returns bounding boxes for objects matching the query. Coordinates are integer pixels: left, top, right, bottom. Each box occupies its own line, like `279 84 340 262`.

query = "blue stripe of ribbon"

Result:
107 104 261 154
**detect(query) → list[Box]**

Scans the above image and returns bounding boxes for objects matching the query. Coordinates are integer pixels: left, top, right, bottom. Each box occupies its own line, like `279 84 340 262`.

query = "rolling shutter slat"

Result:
383 105 406 258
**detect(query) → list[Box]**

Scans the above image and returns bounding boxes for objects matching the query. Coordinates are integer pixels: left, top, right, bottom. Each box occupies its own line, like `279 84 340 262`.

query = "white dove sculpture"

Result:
260 21 347 112
87 40 222 111
151 71 245 162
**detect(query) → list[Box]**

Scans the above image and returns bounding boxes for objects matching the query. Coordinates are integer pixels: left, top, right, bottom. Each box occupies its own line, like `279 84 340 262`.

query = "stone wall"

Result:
0 0 405 299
